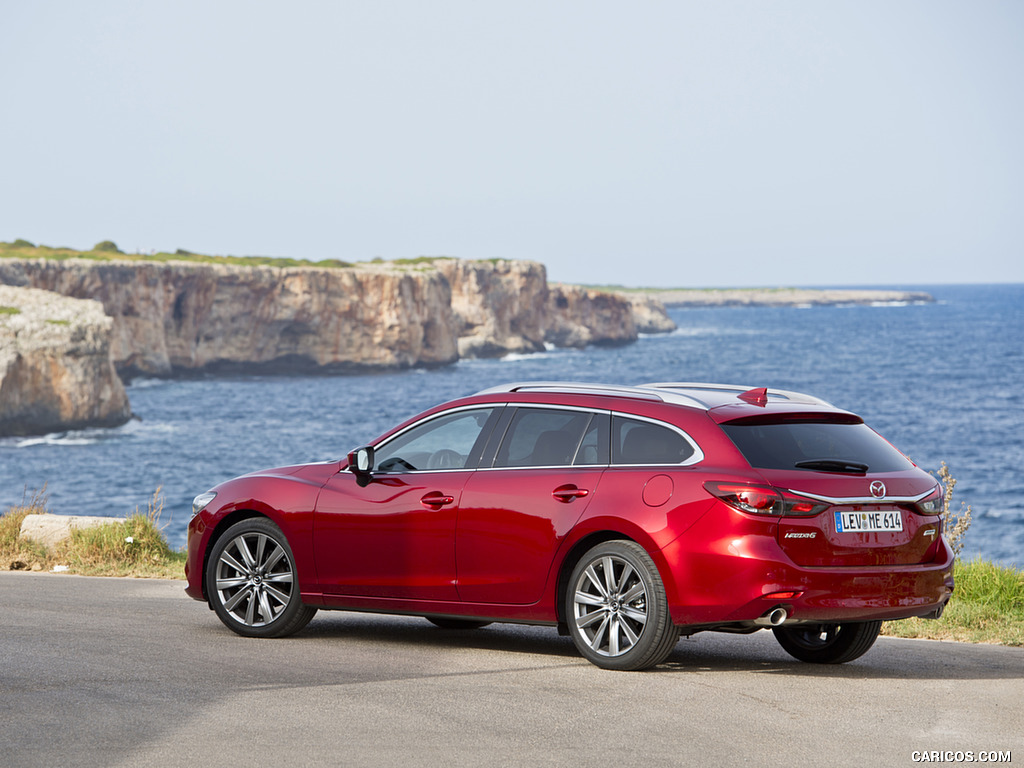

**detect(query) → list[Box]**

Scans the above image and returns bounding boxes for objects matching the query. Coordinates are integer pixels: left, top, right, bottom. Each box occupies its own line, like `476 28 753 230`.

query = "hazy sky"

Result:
2 2 1021 287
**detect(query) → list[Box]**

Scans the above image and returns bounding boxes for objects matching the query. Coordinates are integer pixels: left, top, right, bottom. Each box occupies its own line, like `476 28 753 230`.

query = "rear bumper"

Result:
661 525 955 627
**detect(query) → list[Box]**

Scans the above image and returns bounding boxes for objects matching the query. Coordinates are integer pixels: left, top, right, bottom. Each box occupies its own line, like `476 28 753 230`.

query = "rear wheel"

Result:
772 621 881 664
206 518 317 638
567 540 678 671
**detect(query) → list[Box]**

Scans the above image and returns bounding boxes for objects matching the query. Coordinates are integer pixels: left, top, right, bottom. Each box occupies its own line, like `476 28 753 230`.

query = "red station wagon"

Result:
185 382 955 670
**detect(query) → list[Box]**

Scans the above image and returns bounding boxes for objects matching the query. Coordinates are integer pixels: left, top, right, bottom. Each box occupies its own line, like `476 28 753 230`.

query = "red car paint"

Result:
186 382 954 669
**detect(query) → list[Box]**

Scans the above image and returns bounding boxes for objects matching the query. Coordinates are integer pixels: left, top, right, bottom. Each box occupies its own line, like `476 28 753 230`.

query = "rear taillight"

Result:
704 482 830 517
915 485 943 516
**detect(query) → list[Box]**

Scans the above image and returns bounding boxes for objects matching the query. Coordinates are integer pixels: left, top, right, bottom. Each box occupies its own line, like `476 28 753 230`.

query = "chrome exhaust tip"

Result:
754 607 788 627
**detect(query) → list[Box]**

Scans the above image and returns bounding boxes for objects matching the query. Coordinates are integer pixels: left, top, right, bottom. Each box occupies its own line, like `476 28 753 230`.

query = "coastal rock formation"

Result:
434 259 548 358
0 259 460 376
0 285 131 436
621 293 678 334
0 258 676 373
545 284 638 348
435 259 677 356
647 287 934 307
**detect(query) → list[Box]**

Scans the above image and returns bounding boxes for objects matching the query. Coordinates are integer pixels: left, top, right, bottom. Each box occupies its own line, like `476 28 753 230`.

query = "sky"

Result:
1 1 1021 288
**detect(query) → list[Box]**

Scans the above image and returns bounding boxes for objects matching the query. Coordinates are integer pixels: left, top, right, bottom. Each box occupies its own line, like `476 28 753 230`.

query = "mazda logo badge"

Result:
870 481 886 499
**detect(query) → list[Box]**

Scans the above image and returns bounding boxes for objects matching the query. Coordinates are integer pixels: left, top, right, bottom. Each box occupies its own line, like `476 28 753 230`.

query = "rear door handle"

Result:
552 484 589 503
420 491 455 509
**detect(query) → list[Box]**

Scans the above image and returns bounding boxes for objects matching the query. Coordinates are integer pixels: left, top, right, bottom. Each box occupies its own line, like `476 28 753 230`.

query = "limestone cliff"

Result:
0 285 131 436
0 257 676 373
434 259 549 357
545 284 638 348
0 259 459 376
435 259 676 356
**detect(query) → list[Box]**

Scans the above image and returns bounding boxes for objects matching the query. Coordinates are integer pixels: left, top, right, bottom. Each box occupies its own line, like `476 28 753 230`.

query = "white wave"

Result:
12 418 177 448
126 377 168 389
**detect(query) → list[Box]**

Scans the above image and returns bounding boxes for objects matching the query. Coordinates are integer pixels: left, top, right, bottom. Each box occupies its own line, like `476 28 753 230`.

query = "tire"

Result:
772 621 882 664
425 617 493 630
206 517 317 638
567 540 679 671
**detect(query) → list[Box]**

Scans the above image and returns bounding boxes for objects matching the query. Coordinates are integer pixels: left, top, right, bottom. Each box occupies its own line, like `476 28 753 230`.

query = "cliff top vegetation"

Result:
0 240 354 271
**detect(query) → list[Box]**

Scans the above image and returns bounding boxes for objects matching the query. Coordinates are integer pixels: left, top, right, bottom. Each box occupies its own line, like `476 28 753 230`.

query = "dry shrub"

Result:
935 462 972 559
0 487 52 570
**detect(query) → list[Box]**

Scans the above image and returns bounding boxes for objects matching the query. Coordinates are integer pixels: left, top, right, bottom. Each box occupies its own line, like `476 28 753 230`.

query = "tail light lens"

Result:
915 485 943 516
704 482 830 517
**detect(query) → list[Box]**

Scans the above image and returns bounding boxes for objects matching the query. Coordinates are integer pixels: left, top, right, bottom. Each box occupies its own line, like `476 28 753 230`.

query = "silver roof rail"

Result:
639 382 835 408
473 381 710 409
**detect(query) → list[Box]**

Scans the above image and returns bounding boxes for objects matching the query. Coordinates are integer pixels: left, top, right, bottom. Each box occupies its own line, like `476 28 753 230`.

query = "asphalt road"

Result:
2 571 1021 768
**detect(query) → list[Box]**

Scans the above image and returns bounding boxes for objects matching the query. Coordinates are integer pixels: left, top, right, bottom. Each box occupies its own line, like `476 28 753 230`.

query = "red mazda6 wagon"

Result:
185 382 954 670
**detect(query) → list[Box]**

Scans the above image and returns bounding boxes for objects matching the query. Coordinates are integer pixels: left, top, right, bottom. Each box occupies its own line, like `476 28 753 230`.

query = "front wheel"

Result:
772 621 881 664
567 540 679 671
206 517 317 638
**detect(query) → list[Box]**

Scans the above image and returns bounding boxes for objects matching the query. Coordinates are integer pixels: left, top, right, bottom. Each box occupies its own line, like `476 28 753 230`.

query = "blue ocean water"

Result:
2 283 1021 568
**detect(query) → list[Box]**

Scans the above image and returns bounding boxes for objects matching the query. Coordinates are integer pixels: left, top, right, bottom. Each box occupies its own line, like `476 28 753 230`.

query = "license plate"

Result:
834 510 903 533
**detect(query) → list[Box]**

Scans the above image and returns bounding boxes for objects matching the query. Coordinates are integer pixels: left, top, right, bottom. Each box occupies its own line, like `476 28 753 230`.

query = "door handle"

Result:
420 491 455 509
552 484 589 503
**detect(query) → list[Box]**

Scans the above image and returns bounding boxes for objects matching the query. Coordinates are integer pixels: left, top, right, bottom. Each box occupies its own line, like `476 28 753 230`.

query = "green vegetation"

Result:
883 559 1024 645
46 319 71 326
1 488 185 580
0 239 353 270
0 305 21 315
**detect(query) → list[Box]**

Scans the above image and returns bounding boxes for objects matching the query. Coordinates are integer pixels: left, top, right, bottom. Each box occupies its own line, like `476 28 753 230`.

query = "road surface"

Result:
2 571 1021 767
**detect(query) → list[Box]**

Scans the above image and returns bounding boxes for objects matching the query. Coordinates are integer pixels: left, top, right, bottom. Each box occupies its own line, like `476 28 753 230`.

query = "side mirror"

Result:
348 446 374 487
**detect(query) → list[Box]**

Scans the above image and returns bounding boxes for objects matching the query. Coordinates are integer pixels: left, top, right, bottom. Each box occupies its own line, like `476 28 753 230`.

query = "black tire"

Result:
206 517 317 638
567 540 679 671
772 621 882 664
425 617 493 630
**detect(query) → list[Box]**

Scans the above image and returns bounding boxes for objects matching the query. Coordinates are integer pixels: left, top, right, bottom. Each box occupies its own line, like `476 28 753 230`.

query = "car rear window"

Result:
720 420 914 473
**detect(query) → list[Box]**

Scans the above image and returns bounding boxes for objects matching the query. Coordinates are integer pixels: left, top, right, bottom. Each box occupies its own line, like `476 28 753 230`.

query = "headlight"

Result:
192 492 217 517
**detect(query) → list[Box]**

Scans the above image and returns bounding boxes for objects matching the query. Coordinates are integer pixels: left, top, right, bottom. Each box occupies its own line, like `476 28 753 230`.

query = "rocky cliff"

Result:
0 259 460 376
0 258 675 375
0 285 131 436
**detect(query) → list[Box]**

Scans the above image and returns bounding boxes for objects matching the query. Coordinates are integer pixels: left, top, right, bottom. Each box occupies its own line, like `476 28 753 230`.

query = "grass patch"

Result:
883 559 1024 645
0 305 21 315
0 240 353 270
1 488 185 579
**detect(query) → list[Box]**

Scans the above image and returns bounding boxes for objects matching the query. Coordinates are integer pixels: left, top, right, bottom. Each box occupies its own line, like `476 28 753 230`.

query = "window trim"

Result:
485 404 607 470
473 405 705 471
371 404 502 474
610 413 705 468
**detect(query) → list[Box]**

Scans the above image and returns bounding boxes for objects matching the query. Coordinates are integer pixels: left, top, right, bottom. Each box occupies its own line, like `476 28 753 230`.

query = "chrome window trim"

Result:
371 404 501 475
372 402 705 473
609 412 705 468
487 404 609 470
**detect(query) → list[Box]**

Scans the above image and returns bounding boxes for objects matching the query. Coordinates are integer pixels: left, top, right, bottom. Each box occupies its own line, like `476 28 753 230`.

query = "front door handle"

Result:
552 484 590 503
421 491 455 509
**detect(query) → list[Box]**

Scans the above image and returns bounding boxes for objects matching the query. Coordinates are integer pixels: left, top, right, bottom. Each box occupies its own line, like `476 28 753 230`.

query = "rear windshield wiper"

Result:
794 459 870 473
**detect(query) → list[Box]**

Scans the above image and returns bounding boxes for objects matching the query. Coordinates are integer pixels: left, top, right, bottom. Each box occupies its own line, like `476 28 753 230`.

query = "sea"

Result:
2 283 1021 569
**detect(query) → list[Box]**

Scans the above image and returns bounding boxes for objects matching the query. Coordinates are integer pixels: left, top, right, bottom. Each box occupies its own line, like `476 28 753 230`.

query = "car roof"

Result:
474 381 835 410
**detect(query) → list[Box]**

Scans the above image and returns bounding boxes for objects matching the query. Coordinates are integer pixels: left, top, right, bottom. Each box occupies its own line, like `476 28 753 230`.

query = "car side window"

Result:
374 407 498 472
492 408 594 468
612 416 696 465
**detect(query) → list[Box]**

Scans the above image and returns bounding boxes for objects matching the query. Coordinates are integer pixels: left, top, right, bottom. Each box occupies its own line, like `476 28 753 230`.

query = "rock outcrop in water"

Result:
0 285 131 436
0 257 675 376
